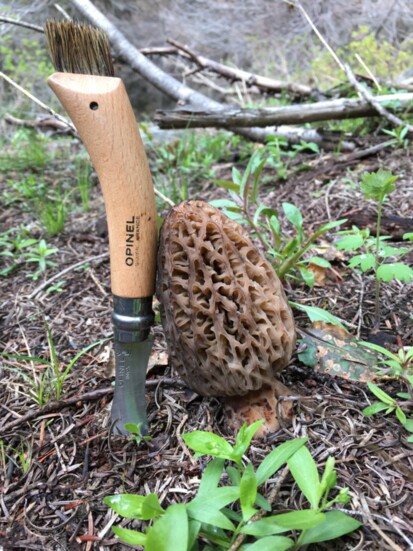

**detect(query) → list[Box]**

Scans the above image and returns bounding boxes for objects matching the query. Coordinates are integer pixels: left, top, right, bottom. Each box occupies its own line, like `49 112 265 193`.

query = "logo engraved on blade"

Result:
116 348 131 388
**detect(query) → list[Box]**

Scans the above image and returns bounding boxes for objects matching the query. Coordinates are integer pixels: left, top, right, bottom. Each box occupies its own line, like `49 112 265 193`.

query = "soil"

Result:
0 132 412 550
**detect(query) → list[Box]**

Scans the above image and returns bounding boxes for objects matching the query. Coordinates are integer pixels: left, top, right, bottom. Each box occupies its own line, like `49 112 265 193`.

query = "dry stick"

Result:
0 16 43 32
0 71 76 133
28 252 110 300
0 378 180 435
0 387 113 435
167 38 313 96
343 63 413 133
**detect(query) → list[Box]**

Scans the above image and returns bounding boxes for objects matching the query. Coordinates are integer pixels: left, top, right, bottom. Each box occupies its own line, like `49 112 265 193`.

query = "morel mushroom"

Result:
157 201 296 431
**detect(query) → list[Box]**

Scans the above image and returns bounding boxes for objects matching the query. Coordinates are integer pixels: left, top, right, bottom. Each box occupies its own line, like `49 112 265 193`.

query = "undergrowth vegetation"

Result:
105 421 361 550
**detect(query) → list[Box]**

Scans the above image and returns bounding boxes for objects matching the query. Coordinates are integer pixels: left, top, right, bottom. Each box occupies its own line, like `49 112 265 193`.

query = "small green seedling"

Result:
124 422 152 446
362 381 413 442
212 148 344 287
1 324 108 406
336 169 413 324
104 421 361 550
23 239 59 280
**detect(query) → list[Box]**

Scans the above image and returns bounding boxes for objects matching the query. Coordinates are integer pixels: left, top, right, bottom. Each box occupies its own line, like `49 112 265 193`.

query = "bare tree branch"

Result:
154 92 413 128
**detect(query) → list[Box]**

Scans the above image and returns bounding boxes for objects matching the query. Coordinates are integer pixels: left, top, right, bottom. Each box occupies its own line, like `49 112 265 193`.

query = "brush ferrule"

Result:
112 295 154 343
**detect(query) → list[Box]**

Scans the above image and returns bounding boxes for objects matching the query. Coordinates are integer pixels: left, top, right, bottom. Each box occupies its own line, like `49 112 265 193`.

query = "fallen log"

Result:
154 92 413 128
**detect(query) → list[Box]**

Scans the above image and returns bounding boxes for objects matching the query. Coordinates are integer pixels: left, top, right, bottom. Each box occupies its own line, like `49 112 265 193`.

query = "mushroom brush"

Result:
44 20 157 435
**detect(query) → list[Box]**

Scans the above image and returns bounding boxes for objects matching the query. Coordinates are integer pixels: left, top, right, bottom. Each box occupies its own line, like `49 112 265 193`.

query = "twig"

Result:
355 54 381 91
286 1 344 72
53 3 72 20
28 252 109 300
343 63 413 133
0 387 113 435
0 71 76 133
0 16 43 33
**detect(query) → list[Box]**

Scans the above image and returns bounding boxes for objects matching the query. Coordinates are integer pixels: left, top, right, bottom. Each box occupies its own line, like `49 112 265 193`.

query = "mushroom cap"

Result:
157 200 296 397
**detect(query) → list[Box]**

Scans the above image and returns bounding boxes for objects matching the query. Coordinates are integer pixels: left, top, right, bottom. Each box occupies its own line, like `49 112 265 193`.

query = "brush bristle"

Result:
45 20 115 77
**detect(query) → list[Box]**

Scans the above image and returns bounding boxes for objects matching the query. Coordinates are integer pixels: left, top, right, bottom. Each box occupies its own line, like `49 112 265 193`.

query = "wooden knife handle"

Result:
48 73 157 298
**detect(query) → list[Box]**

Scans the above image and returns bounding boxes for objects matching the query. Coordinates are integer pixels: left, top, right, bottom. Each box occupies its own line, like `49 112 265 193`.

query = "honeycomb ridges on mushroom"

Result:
157 200 296 397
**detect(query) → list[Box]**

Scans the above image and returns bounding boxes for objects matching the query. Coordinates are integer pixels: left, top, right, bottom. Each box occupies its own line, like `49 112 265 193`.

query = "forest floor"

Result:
0 129 412 550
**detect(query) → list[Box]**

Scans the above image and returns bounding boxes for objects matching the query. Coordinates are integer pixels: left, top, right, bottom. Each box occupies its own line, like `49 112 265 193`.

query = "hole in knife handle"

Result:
89 101 99 111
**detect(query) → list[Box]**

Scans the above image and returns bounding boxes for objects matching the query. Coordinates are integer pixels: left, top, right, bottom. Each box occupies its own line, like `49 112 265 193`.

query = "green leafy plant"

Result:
212 149 344 287
336 170 413 324
382 125 410 149
35 184 69 236
362 380 413 442
124 422 152 446
1 325 107 406
148 130 253 207
0 438 33 476
22 239 59 280
104 421 361 550
75 156 93 211
0 228 38 277
0 129 50 172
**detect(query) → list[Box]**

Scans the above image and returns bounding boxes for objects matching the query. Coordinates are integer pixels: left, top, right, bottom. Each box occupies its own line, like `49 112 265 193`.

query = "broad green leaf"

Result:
397 392 411 400
287 446 320 509
233 420 264 460
188 504 235 531
112 526 146 545
305 256 331 268
335 234 365 251
360 169 398 202
253 204 278 226
241 510 325 536
320 457 336 493
227 465 241 486
232 166 242 186
377 263 413 283
183 431 234 459
197 458 225 497
187 487 239 530
240 463 257 521
358 341 398 361
408 435 413 442
396 407 407 425
255 492 272 512
299 510 362 545
282 202 303 229
367 382 395 406
380 245 409 258
317 219 347 233
214 179 240 193
298 266 315 287
188 520 201 550
403 232 413 241
243 535 294 550
289 302 347 331
362 402 391 416
403 419 413 432
256 438 308 485
349 253 375 272
141 493 165 520
104 494 145 519
146 504 188 551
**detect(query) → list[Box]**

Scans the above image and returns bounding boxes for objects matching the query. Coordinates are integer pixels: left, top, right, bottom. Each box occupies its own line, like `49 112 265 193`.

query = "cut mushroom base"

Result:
157 200 296 398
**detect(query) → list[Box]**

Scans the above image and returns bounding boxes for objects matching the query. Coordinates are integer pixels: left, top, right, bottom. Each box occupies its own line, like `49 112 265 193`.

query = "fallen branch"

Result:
343 63 413 134
167 38 313 96
0 387 113 435
154 92 413 128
